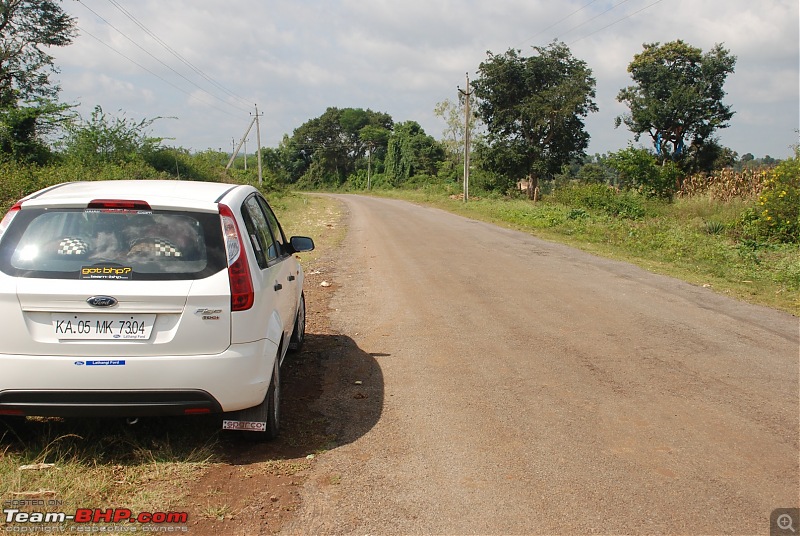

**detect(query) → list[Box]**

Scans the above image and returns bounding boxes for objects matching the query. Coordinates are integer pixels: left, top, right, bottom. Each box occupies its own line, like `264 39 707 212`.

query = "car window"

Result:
257 197 288 257
0 208 225 280
240 200 267 269
242 195 278 268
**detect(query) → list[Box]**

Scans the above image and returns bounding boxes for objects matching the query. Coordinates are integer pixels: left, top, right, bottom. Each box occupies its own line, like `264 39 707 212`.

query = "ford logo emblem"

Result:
87 296 118 308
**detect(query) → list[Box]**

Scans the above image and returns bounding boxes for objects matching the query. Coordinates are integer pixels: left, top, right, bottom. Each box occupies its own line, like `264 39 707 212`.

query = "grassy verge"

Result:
366 185 799 316
0 417 219 526
269 192 347 265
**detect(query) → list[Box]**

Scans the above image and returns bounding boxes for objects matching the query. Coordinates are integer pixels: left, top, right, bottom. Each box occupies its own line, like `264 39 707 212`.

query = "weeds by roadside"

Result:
0 415 219 525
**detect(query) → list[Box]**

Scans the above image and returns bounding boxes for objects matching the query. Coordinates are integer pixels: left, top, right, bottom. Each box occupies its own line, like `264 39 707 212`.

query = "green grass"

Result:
269 192 347 265
0 416 218 529
367 186 799 315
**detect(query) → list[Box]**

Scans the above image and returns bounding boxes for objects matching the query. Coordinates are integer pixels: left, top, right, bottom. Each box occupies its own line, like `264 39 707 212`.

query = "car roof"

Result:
19 180 252 212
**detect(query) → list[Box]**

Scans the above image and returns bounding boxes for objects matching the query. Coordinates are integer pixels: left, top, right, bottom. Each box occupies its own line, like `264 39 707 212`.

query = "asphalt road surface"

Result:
282 195 799 535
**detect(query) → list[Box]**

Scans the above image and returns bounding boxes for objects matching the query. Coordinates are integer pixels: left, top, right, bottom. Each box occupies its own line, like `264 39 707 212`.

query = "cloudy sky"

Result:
51 0 799 159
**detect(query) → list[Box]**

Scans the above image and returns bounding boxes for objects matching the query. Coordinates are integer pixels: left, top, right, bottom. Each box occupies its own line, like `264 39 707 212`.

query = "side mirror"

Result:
289 236 315 253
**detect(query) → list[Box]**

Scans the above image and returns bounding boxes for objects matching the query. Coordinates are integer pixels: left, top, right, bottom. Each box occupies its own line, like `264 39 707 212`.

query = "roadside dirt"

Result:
177 257 343 536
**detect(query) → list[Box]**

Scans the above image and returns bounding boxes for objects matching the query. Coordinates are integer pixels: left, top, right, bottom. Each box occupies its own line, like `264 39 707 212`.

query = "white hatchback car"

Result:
0 180 313 439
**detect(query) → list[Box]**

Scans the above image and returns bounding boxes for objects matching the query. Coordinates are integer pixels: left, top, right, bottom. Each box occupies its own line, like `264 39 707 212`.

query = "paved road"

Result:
283 195 799 535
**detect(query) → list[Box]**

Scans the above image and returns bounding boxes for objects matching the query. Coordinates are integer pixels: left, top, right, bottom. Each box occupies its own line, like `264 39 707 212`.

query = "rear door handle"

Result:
287 275 296 281
274 281 283 291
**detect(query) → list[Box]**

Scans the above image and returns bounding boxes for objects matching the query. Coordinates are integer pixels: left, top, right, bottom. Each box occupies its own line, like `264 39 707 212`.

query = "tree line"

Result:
0 0 783 202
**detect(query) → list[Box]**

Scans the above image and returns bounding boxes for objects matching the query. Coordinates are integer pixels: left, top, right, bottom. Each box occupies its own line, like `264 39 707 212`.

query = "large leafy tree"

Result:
0 0 76 163
615 40 736 173
472 42 597 198
384 121 444 185
0 0 76 105
285 107 393 185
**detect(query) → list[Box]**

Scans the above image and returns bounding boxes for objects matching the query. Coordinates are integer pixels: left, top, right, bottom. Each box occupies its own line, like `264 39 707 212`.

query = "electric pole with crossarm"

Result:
458 73 473 203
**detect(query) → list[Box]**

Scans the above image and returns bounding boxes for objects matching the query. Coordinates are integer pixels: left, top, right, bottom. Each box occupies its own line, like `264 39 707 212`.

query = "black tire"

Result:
263 357 281 439
288 292 306 352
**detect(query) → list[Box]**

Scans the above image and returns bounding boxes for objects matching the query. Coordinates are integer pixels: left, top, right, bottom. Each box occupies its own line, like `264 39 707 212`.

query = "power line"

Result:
568 0 665 45
472 0 665 84
75 24 241 118
515 0 599 49
103 0 253 109
74 0 251 115
555 0 635 41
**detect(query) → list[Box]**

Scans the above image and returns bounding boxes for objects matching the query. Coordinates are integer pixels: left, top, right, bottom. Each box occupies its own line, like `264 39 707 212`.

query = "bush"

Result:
755 152 800 242
549 183 648 219
606 146 678 199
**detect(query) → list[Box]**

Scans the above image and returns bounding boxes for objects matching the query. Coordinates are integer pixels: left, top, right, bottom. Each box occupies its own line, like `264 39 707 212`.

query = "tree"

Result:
358 124 390 189
0 0 76 162
286 107 393 186
472 42 597 199
384 121 444 185
616 40 736 174
61 106 163 166
434 94 481 182
0 97 68 163
0 0 76 105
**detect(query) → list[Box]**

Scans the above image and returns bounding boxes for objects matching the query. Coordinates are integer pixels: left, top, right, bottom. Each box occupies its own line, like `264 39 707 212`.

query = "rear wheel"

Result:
289 293 306 352
262 357 281 439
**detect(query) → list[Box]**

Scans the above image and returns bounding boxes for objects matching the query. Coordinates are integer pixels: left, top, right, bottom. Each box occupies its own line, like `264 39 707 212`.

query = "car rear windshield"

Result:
0 208 227 280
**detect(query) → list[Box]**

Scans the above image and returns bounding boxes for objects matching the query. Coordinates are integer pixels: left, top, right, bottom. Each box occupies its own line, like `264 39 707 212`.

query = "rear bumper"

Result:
0 389 222 417
0 339 278 417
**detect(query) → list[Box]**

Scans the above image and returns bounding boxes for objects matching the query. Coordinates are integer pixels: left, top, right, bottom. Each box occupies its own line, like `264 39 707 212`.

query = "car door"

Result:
257 196 300 329
240 195 295 348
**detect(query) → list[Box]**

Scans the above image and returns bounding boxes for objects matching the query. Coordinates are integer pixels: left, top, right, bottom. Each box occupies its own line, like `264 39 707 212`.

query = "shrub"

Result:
549 183 647 219
606 146 678 199
755 151 799 242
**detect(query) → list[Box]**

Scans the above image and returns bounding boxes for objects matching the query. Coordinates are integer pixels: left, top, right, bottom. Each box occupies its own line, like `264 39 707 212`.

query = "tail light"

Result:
0 201 22 242
219 204 254 311
88 199 152 211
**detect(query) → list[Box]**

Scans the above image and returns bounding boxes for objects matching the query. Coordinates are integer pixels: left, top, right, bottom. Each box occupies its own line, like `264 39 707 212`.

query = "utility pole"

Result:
227 106 264 186
458 72 473 203
243 138 248 171
253 104 263 187
226 120 255 170
366 143 372 191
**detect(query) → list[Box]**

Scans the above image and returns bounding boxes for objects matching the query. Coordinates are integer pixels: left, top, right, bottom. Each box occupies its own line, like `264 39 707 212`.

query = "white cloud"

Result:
48 0 798 158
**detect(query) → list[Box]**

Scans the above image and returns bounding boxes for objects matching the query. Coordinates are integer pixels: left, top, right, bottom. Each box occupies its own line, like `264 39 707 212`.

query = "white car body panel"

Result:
0 180 313 422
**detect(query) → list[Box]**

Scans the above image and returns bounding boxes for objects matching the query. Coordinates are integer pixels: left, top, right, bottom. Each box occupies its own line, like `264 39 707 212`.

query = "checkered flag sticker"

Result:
153 238 182 257
58 237 90 255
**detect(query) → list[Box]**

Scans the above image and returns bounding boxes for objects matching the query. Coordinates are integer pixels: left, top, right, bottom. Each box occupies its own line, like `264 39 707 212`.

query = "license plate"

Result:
52 314 156 340
222 420 267 432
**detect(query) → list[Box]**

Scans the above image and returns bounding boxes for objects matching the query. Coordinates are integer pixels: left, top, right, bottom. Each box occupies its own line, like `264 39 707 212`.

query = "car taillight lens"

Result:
219 203 254 311
0 201 22 241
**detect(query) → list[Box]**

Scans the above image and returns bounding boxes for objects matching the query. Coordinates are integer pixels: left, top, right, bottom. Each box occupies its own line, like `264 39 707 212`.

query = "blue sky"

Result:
52 0 799 159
